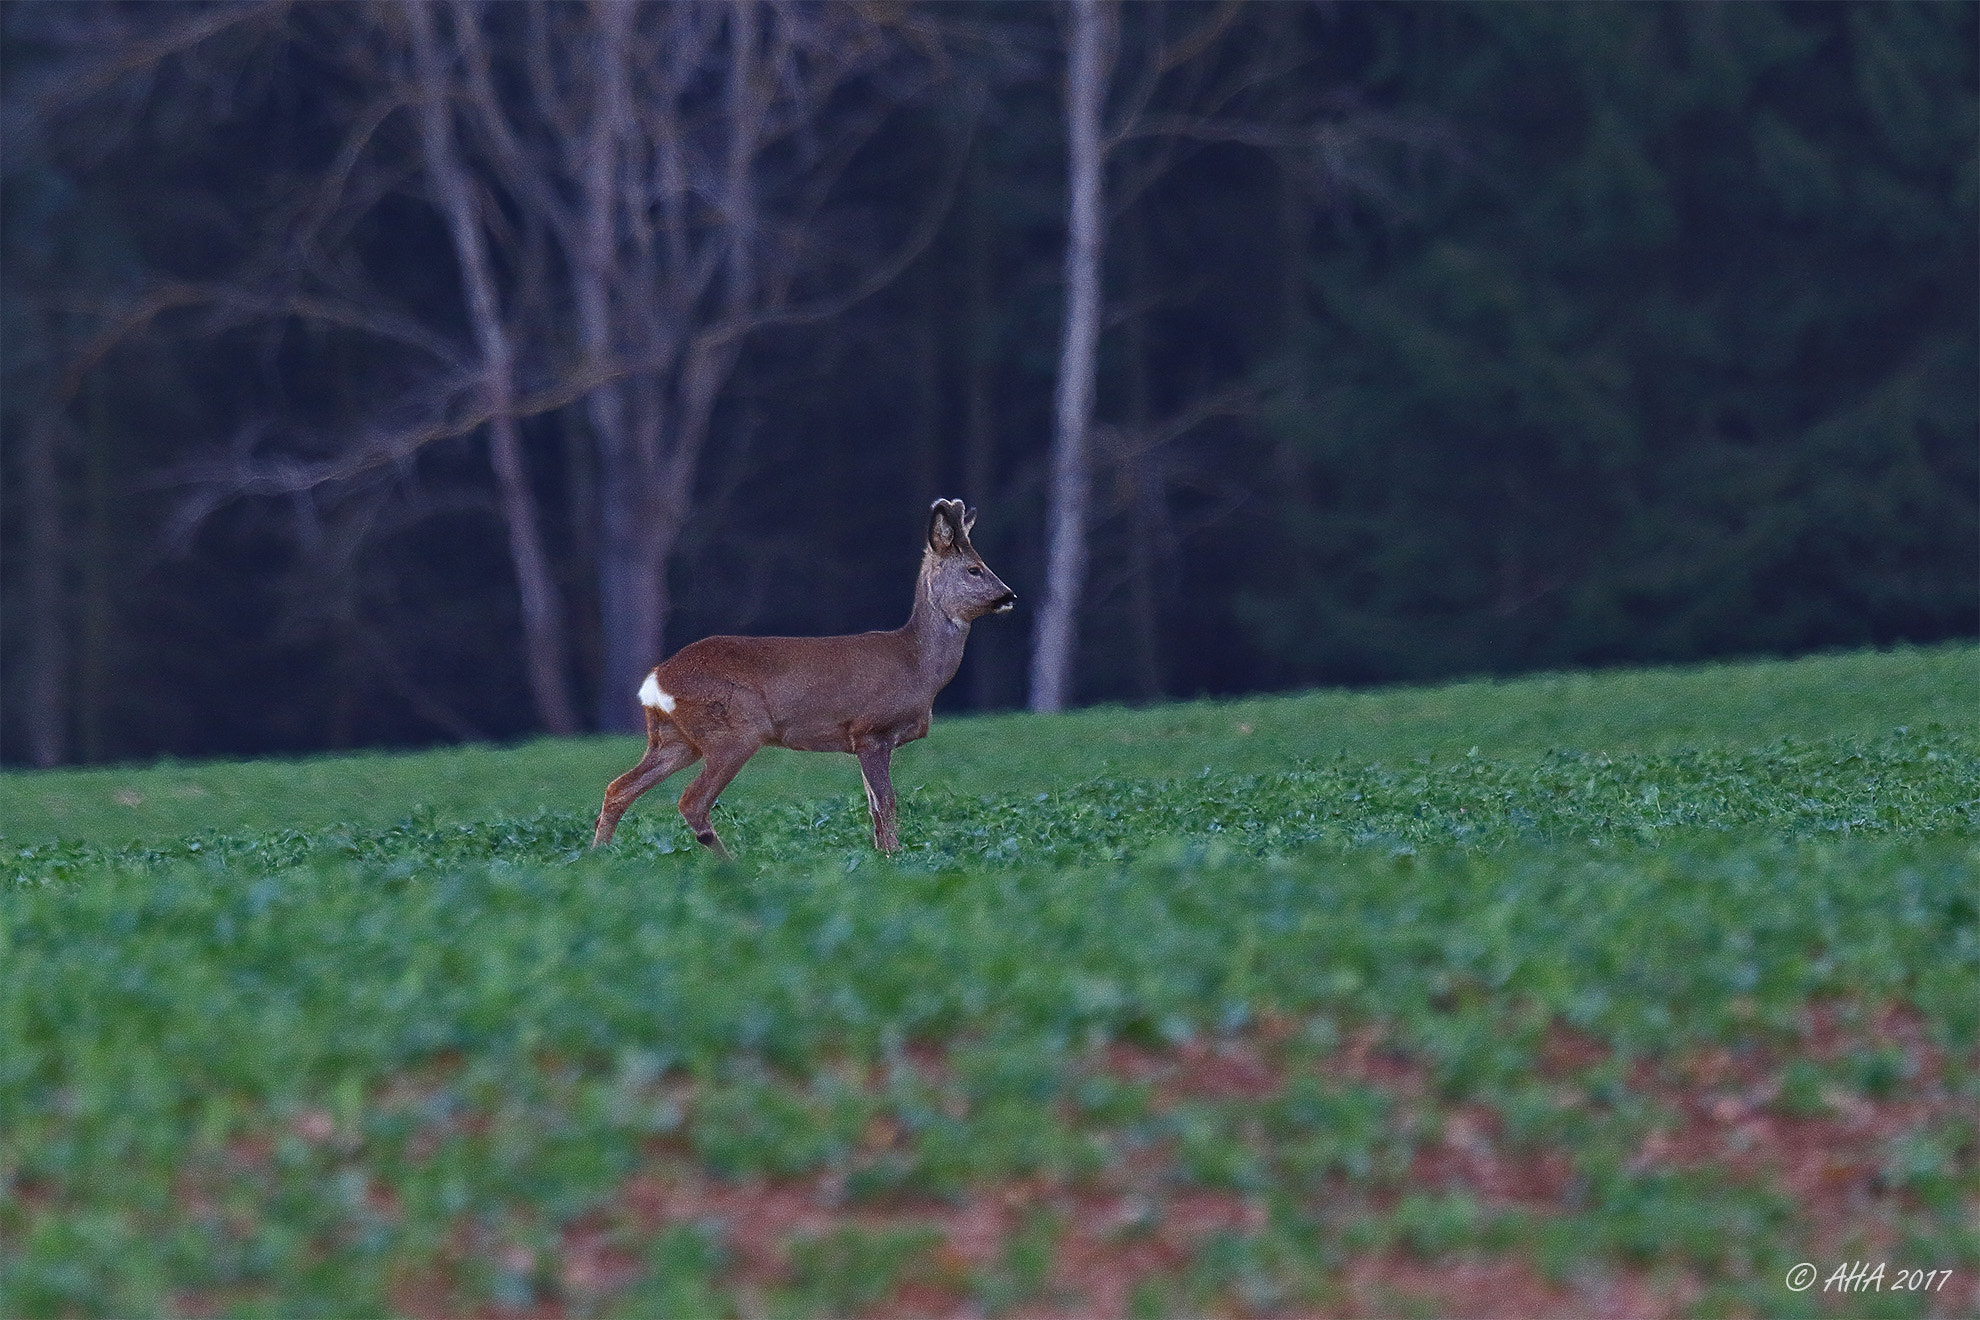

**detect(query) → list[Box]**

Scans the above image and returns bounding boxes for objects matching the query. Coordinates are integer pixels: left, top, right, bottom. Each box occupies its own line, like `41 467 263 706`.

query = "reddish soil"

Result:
1333 1253 1699 1320
146 1003 1975 1319
1623 1002 1970 1263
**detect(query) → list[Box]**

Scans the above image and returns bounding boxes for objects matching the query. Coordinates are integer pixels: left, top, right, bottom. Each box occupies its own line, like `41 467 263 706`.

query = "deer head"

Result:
923 499 1015 626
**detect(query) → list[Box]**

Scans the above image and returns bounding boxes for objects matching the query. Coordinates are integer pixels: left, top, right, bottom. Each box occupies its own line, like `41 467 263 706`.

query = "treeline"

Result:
3 0 1973 766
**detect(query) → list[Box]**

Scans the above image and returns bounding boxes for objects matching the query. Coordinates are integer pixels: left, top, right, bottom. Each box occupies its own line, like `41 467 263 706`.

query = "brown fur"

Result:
591 500 1015 857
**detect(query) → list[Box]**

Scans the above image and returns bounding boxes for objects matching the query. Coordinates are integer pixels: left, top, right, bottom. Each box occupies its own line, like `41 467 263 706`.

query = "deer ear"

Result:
962 506 978 535
928 500 960 554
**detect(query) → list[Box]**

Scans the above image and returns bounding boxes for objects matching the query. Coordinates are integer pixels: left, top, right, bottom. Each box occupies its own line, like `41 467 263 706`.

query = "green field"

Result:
4 644 1978 1317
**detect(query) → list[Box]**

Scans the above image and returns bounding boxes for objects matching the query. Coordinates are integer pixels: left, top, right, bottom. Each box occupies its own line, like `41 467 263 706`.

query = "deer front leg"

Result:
856 744 899 853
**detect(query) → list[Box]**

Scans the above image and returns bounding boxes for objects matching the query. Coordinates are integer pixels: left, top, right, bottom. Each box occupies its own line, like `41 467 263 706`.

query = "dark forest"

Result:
3 0 1974 767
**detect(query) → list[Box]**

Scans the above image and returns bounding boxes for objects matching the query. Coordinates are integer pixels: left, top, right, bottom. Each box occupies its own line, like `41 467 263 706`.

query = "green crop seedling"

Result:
4 645 1977 1316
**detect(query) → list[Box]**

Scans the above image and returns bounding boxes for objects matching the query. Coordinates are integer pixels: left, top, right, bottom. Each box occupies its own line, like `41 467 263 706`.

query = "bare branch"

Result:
1095 379 1262 464
7 1 284 127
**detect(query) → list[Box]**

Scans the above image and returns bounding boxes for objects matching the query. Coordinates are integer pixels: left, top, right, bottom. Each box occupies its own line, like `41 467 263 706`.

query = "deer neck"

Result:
903 563 970 693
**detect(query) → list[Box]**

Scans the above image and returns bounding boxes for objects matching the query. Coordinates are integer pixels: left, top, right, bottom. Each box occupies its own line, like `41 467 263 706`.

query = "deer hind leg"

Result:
676 741 757 861
856 745 899 854
592 717 699 848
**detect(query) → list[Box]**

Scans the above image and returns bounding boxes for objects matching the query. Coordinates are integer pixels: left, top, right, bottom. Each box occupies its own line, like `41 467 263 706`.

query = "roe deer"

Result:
591 499 1015 857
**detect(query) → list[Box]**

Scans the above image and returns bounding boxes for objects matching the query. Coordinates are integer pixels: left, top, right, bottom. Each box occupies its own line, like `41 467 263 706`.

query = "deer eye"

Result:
967 566 983 576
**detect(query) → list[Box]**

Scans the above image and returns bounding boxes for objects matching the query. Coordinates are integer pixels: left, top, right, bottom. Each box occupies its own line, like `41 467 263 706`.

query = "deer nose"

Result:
992 591 1016 612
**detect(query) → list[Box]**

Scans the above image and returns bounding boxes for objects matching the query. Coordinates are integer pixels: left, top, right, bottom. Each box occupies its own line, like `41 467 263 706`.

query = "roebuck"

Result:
591 500 1015 857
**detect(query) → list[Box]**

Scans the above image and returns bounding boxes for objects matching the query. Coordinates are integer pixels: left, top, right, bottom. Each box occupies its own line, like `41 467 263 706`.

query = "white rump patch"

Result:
637 673 676 713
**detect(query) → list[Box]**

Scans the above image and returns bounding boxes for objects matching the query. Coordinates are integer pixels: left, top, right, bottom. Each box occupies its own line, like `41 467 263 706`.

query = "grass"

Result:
3 641 1971 848
3 643 1977 1317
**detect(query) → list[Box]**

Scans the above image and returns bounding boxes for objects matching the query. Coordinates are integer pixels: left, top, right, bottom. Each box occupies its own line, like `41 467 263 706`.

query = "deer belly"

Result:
772 721 857 754
772 707 925 755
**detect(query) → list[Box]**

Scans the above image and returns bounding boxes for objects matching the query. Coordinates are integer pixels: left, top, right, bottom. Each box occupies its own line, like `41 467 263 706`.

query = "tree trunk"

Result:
962 148 1005 711
562 408 600 712
408 0 578 736
78 377 113 762
910 258 943 512
21 409 68 767
573 0 657 734
1030 0 1112 713
1123 206 1163 702
595 459 673 734
589 0 762 731
586 384 667 734
486 414 577 734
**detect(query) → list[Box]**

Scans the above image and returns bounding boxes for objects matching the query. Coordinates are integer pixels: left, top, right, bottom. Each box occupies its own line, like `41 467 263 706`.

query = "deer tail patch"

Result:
637 672 676 714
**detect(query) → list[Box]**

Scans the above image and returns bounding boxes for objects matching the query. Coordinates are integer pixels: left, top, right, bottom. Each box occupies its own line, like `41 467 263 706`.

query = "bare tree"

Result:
1030 0 1116 714
1026 0 1442 712
417 0 955 730
1031 0 1257 712
67 1 957 739
404 0 576 734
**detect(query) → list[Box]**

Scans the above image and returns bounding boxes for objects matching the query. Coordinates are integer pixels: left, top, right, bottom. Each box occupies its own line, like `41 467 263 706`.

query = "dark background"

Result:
3 0 1974 767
